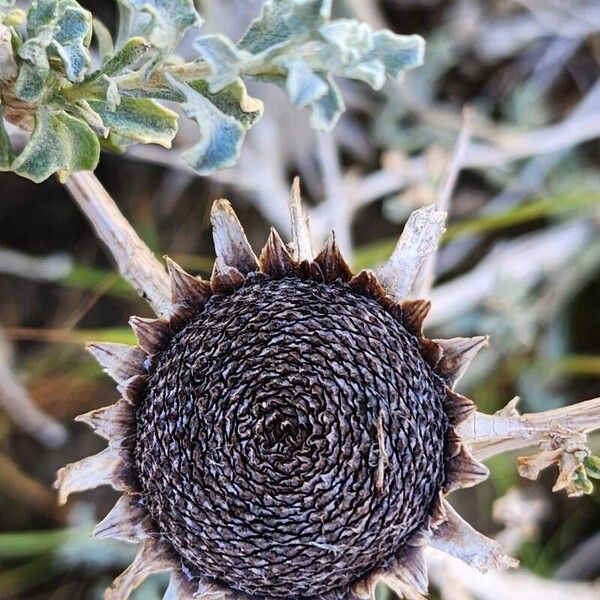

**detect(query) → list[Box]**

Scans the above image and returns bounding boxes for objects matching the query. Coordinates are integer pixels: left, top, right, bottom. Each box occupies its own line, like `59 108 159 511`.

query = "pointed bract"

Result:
87 342 146 384
210 199 259 274
289 177 313 262
400 299 431 335
259 228 296 277
165 257 212 306
54 447 133 504
210 258 245 293
94 493 152 543
75 399 134 443
430 501 518 572
129 316 171 354
315 233 353 283
105 539 175 600
444 389 477 426
431 336 488 386
297 259 324 282
382 575 427 600
348 270 386 299
163 574 201 600
393 545 428 594
445 444 489 492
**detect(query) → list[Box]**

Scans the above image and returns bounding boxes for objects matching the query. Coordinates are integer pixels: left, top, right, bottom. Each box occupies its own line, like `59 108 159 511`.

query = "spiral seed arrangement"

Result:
56 196 503 600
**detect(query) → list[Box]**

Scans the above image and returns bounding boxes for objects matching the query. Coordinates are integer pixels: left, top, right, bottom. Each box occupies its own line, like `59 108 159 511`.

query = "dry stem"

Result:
0 326 66 447
63 172 171 317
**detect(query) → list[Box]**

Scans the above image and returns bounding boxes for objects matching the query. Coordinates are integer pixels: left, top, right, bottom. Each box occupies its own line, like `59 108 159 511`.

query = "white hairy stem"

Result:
458 397 600 461
64 171 172 317
376 204 447 301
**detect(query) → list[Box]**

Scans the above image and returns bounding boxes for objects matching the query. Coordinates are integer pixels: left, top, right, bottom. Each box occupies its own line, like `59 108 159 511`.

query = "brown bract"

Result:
55 197 513 600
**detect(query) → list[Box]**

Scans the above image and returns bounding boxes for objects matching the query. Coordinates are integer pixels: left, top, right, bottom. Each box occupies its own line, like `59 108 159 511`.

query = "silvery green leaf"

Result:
0 1 16 7
49 0 92 81
18 34 51 73
284 59 327 108
26 0 58 36
117 0 201 51
319 19 373 62
87 36 149 80
189 79 263 128
54 110 100 176
239 0 331 56
106 78 121 111
87 96 177 148
166 75 262 175
309 75 344 130
12 109 99 182
194 34 247 93
371 31 425 77
14 62 46 101
0 108 14 169
92 17 114 61
74 99 109 136
336 57 385 89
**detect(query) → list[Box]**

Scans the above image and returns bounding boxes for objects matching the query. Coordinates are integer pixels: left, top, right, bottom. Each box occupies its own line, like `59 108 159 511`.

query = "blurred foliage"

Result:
0 0 599 598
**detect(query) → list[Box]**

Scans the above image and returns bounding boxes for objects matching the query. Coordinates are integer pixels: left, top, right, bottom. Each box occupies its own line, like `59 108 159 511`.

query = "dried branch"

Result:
63 171 171 317
0 248 72 282
413 109 473 297
0 326 66 447
459 397 600 458
0 452 65 521
458 396 600 497
316 132 353 258
376 205 447 301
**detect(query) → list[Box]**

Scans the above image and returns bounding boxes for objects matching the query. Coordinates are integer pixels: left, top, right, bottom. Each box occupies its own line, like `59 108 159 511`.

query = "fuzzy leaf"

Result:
26 0 57 37
584 455 600 480
372 31 425 77
309 75 344 130
117 0 200 50
14 62 46 101
166 76 262 175
12 109 99 182
0 108 15 169
89 36 149 79
193 34 245 93
49 0 92 81
239 0 332 55
54 110 100 175
0 1 16 7
87 96 177 148
285 59 328 108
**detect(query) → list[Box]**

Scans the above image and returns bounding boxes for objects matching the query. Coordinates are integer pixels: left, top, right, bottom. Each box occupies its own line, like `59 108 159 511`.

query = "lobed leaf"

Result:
239 0 331 56
193 34 246 93
166 75 262 175
14 62 46 101
117 0 200 51
88 36 149 80
309 74 344 130
49 0 92 81
87 96 177 148
12 108 99 182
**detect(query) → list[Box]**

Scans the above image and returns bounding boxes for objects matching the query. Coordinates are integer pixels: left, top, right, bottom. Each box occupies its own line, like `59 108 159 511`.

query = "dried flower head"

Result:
56 190 514 599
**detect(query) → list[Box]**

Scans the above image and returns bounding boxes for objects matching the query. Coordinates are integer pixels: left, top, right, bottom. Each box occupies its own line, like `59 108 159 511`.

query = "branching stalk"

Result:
63 172 171 317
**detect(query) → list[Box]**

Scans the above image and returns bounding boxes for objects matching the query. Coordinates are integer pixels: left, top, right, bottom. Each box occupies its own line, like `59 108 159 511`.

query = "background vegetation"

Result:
0 0 599 598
